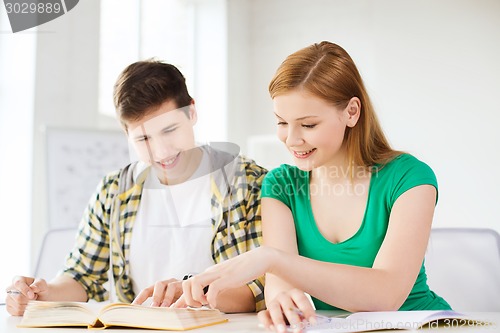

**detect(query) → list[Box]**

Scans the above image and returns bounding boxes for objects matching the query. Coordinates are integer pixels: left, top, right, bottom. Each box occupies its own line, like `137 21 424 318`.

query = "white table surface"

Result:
1 305 499 332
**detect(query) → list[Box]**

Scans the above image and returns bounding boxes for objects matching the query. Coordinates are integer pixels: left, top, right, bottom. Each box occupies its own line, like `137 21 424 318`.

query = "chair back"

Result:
34 228 78 280
425 227 500 311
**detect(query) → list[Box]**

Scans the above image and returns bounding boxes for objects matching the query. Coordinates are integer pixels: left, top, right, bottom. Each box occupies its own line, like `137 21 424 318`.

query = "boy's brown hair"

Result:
113 59 193 131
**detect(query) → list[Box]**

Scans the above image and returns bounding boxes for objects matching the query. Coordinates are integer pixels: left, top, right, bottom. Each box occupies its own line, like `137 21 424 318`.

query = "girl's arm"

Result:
266 184 437 312
261 197 300 303
183 184 436 312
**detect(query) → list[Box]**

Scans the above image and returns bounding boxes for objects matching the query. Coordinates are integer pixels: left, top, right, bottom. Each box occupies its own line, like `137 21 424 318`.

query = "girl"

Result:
178 41 450 330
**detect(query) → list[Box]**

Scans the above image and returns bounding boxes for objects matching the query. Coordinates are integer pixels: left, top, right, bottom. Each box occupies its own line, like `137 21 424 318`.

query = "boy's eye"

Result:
162 127 177 134
302 124 316 129
137 136 149 142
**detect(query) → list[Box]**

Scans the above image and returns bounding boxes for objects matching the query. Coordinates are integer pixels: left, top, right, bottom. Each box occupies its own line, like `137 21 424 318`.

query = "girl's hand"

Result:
258 289 316 333
178 246 276 309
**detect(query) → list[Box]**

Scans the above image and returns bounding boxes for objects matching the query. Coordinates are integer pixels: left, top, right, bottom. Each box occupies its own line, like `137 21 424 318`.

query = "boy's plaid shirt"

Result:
62 154 267 311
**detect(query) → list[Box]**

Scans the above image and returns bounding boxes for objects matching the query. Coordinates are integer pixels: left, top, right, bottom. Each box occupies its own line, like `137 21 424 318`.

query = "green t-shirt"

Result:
261 154 451 311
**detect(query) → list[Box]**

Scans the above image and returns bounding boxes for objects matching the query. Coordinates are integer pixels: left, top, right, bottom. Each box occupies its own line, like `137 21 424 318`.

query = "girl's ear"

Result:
345 97 361 128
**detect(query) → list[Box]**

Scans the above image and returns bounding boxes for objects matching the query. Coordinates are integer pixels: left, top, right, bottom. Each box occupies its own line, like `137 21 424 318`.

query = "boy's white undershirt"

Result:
128 148 215 295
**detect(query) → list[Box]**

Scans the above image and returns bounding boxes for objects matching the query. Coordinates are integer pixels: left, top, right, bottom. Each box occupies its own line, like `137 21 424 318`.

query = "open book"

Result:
18 301 228 330
304 310 491 332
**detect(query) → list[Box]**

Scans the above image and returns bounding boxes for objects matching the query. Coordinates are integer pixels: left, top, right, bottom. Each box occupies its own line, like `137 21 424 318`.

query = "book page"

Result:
346 310 463 330
19 301 99 327
19 301 228 330
95 303 228 330
308 310 471 332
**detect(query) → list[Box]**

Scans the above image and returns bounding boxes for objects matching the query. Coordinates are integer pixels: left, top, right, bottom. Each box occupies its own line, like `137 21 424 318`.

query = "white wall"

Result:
0 8 36 293
227 0 500 233
3 0 499 273
30 0 114 266
27 0 229 269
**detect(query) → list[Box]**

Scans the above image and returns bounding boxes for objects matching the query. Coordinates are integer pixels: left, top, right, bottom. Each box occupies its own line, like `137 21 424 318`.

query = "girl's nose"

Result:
286 127 305 147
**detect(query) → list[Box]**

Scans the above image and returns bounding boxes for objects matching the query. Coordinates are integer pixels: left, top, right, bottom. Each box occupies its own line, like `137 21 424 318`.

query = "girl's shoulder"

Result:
375 153 434 176
264 164 308 185
372 153 437 197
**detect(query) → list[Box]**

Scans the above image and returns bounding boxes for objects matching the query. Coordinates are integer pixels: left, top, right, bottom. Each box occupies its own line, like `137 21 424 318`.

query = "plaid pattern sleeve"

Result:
60 170 121 301
211 156 268 311
60 164 143 303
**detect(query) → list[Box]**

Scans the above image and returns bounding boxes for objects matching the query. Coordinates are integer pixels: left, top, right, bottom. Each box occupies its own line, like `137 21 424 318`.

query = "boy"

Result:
6 60 266 315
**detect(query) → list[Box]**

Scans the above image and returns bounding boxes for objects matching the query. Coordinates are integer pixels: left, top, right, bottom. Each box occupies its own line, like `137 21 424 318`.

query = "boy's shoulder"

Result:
205 144 268 178
100 161 142 191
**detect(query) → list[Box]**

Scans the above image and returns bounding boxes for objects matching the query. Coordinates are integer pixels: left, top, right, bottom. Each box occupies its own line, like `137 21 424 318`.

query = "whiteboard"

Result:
46 127 132 228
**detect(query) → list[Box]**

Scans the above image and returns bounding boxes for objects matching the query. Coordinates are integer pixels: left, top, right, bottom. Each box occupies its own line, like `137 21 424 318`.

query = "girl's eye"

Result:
302 124 316 129
277 122 287 126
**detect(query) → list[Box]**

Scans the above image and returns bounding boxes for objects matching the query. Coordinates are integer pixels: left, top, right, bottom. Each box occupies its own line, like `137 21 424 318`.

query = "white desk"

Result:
1 306 499 332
